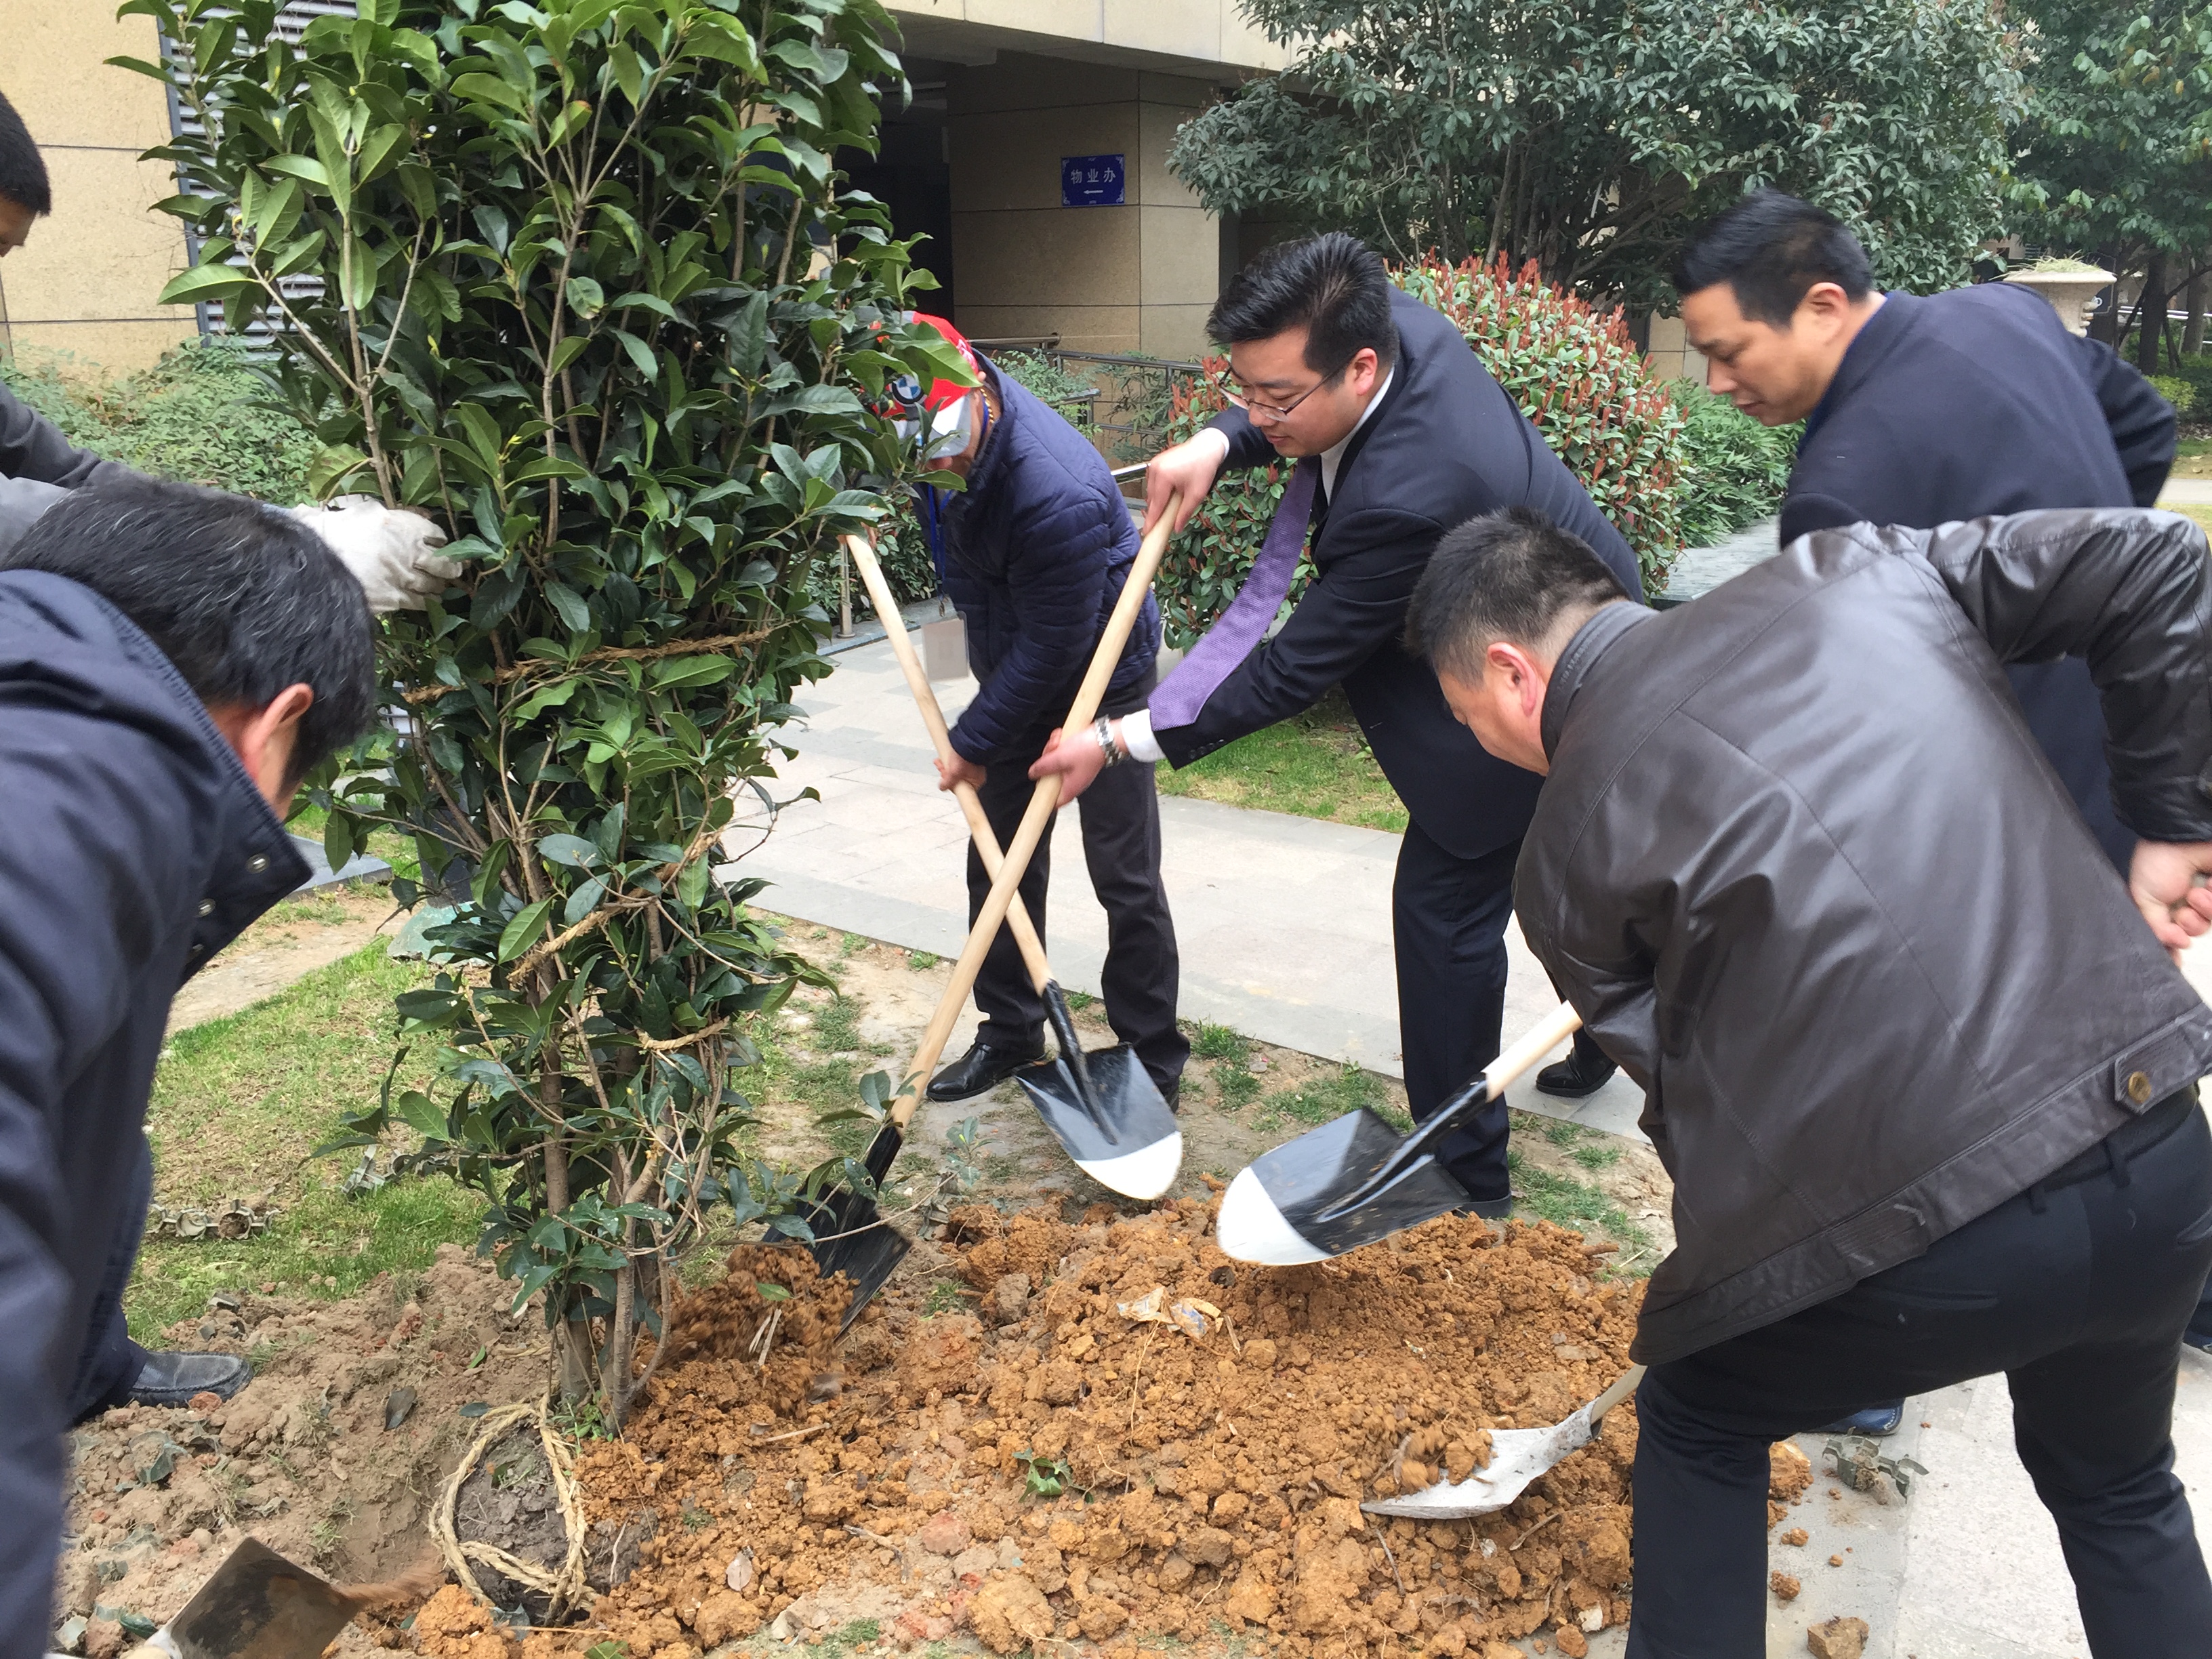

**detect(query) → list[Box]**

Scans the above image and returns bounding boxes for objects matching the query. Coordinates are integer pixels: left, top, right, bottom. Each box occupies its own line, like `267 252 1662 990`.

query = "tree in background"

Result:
126 0 960 1427
2009 1 2212 371
1170 0 2023 308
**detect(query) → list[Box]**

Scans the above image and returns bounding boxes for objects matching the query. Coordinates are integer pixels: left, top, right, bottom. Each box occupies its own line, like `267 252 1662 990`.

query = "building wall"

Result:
1643 314 1710 389
0 2 197 373
886 0 1286 74
948 55 1220 357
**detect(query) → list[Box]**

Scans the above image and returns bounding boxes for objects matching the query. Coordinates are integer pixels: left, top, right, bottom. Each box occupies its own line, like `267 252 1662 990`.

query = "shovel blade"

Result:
1015 1044 1182 1200
1353 1406 1601 1521
817 1216 913 1331
1215 1107 1470 1264
1363 1412 1599 1519
168 1536 355 1659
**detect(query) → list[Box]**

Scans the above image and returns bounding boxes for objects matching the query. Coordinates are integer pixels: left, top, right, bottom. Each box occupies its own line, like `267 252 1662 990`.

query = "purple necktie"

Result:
1150 455 1318 729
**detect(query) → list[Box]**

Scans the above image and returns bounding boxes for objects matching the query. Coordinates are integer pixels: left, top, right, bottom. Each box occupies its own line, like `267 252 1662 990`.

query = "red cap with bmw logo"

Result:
884 313 986 462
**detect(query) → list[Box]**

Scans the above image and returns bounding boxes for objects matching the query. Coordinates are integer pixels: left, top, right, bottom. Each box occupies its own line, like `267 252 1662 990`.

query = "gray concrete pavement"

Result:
716 631 1649 1141
720 623 2212 1658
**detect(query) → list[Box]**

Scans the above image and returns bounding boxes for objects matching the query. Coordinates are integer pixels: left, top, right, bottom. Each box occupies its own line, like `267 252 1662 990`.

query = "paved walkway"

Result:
717 613 2212 1659
716 631 1649 1141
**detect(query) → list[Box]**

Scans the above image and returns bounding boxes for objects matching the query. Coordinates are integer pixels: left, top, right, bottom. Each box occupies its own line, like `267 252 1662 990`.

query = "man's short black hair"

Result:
0 87 52 217
1208 231 1399 375
1671 188 1873 327
1 478 376 787
1405 507 1628 680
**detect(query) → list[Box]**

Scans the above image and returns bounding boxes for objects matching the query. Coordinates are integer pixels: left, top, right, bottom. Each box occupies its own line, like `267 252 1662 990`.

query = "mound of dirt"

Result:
58 1243 537 1653
565 1196 1648 1659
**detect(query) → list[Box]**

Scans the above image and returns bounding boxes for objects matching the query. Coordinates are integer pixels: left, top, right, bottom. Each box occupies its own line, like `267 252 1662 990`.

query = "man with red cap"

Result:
887 316 1187 1105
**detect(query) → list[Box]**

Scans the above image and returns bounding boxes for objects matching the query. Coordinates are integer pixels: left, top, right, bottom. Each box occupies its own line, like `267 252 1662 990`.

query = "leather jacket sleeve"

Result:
2068 334 2176 508
1913 510 2212 841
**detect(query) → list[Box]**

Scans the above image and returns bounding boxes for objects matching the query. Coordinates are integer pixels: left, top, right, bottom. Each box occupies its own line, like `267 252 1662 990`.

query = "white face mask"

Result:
894 388 982 464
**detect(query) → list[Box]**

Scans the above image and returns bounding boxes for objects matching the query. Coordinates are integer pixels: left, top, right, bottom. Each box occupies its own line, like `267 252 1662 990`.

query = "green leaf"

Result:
649 654 735 689
544 581 592 633
755 1281 792 1301
156 265 256 305
394 1090 452 1141
262 153 333 190
497 897 558 962
338 234 378 313
452 72 529 114
538 832 600 868
565 275 607 319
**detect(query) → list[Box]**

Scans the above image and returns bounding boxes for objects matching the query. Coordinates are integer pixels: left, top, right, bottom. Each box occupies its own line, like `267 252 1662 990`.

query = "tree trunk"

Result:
2137 252 2169 374
2091 243 2123 345
2186 258 2207 359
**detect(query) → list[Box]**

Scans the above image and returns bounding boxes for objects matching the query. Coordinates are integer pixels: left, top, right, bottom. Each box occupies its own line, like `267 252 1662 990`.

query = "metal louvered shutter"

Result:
165 1 360 348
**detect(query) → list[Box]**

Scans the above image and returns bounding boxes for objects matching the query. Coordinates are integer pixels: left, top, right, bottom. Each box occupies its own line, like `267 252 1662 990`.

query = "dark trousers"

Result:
965 704 1187 1094
68 1138 151 1425
1627 1091 2212 1659
1392 822 1519 1202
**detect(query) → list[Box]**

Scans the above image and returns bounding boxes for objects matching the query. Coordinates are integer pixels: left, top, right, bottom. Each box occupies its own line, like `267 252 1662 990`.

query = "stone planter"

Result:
2003 268 2114 337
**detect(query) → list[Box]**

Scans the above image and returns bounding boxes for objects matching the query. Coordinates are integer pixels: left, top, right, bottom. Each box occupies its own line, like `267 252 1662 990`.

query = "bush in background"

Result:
0 337 316 503
1399 255 1686 590
1668 384 1800 548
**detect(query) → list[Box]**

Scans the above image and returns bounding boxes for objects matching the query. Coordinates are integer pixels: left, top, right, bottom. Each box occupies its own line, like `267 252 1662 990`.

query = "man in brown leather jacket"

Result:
1404 505 2212 1659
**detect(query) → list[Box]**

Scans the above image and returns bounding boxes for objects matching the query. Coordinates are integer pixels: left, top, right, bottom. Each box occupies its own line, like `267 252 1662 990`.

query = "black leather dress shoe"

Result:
1536 1045 1618 1099
927 1040 1044 1102
129 1350 253 1408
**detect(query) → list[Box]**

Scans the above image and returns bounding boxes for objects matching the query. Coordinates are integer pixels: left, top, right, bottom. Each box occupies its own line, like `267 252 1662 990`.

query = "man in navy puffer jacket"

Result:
901 316 1186 1103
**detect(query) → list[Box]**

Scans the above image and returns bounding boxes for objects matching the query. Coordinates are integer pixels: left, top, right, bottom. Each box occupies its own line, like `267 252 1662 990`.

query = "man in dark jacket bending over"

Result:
893 316 1185 1103
1405 506 2212 1658
0 476 374 1651
1672 187 2207 1402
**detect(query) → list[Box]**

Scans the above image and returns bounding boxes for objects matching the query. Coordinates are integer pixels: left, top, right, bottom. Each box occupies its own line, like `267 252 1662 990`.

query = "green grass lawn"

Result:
1154 687 1407 833
130 941 485 1337
2172 435 2212 479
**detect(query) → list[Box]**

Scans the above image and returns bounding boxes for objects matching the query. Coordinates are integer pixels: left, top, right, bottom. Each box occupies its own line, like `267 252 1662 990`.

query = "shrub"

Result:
1397 256 1685 591
0 337 316 503
2150 375 2194 420
1668 385 1800 549
134 0 951 1427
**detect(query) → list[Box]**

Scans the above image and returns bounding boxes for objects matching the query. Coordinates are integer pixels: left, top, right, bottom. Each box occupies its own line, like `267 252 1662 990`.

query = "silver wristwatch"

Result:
1092 716 1128 767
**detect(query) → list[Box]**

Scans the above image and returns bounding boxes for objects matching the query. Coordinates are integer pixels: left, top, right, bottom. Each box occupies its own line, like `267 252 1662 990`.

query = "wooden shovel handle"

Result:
842 534 1053 994
1480 1000 1584 1097
890 498 1181 1124
1588 1364 1645 1425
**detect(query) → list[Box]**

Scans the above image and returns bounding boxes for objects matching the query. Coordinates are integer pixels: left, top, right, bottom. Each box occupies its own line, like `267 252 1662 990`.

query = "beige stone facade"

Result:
2 1 1283 377
1 0 199 373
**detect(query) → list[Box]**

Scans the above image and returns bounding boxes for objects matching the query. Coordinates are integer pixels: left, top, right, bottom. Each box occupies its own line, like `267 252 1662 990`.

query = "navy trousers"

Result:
1392 824 1519 1203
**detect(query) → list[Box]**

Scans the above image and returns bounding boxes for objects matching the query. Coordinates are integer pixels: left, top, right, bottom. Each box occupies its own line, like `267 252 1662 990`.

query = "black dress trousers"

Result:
1626 1090 2212 1659
1391 820 1520 1203
962 678 1188 1096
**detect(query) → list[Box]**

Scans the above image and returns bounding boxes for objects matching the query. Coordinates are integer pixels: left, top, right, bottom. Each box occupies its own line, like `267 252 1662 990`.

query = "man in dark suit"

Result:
1671 188 2205 1418
1033 232 1640 1213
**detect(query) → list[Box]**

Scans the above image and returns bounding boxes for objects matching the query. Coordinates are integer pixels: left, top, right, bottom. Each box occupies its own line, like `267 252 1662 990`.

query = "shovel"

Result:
806 499 1184 1321
1215 1002 1584 1264
842 533 1181 1200
1363 1365 1645 1519
131 1536 418 1658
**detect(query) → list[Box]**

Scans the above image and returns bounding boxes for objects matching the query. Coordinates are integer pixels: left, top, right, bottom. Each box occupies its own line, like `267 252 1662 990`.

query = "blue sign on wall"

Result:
1061 155 1126 208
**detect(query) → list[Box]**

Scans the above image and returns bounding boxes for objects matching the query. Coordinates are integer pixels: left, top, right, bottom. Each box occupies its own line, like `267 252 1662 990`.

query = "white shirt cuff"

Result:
1118 709 1165 763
